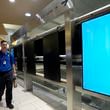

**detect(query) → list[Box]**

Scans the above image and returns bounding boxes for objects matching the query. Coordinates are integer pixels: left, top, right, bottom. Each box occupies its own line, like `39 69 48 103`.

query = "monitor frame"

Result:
81 5 110 97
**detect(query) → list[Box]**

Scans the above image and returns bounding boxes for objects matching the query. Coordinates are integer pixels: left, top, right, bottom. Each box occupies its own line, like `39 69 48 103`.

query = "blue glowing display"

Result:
82 13 110 96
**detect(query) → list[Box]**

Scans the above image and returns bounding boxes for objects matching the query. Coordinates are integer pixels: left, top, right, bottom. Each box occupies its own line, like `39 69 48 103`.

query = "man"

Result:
0 40 16 109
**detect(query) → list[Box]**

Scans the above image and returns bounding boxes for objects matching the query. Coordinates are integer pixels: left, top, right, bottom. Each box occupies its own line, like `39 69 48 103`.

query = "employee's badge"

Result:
3 60 6 64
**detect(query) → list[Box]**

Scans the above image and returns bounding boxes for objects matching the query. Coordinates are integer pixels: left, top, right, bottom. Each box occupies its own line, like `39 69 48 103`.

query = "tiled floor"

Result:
0 85 66 110
1 84 110 110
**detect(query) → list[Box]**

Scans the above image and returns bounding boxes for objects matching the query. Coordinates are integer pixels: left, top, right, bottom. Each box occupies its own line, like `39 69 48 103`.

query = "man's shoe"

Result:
7 104 14 109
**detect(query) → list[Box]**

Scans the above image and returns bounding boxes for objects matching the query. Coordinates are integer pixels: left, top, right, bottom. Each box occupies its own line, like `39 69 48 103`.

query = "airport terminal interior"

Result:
1 0 110 110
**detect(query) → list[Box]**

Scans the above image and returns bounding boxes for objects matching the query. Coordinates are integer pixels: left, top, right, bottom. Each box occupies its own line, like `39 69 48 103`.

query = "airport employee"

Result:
0 40 16 109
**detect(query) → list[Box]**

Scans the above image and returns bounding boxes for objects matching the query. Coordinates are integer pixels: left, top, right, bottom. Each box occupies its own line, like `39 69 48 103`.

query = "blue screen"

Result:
82 13 110 96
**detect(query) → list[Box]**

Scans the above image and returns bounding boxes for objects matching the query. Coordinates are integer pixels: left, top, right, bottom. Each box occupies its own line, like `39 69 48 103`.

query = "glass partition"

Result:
34 39 44 76
13 44 24 80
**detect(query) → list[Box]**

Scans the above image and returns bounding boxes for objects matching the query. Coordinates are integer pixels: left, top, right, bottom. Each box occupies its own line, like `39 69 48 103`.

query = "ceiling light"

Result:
25 13 31 17
9 0 15 3
36 14 45 23
67 0 73 9
36 14 41 19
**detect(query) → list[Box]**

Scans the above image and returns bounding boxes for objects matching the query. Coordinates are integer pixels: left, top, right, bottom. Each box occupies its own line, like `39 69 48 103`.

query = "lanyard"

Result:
1 53 7 65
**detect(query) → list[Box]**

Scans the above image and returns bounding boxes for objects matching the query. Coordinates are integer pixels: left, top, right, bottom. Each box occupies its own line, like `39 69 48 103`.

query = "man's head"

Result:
1 40 8 53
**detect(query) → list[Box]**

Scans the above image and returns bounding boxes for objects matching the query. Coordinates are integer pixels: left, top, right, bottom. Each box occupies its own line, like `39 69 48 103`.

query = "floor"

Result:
1 82 109 110
0 84 66 110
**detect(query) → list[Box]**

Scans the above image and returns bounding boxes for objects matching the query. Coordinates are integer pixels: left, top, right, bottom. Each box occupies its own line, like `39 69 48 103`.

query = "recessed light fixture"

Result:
9 0 15 3
25 13 31 17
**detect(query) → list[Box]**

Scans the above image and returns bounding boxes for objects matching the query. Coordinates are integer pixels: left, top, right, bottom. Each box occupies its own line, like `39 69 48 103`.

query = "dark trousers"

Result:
0 71 13 105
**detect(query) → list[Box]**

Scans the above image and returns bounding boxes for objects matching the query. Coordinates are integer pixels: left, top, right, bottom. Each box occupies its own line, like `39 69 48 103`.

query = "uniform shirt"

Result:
0 51 14 72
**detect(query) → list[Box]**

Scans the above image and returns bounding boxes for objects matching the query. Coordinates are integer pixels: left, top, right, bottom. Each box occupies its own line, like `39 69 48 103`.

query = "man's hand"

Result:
13 73 17 77
13 72 17 80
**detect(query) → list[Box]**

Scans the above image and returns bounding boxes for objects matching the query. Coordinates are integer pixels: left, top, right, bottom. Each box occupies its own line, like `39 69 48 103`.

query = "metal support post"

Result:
65 12 81 110
22 37 32 91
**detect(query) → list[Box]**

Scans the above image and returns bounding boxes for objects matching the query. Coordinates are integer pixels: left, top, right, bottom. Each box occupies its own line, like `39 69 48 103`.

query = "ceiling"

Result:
72 0 110 17
0 0 110 40
29 0 110 38
0 0 52 36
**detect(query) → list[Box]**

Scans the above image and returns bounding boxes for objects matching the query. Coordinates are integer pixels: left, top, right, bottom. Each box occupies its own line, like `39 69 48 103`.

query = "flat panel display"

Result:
82 13 110 96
